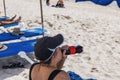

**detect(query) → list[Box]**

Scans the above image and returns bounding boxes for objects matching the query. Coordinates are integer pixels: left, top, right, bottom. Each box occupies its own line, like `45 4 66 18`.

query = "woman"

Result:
29 34 70 80
0 15 21 26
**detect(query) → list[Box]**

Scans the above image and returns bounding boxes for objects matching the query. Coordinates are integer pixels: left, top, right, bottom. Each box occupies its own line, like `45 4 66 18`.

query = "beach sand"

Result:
0 0 120 80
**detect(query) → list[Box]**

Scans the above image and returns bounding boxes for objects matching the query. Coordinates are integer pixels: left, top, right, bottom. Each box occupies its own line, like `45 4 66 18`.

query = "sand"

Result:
0 0 120 80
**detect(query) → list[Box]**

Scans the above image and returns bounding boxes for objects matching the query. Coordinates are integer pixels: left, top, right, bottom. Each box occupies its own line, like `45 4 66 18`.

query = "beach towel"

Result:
67 71 96 80
0 28 47 42
0 39 37 58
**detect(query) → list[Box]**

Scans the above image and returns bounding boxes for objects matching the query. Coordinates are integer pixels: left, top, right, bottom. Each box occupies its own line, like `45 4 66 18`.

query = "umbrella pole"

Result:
39 0 44 37
3 0 7 16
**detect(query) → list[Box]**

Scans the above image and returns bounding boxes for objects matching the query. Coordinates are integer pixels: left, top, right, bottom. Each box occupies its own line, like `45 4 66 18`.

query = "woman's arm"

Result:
57 45 68 69
57 57 66 69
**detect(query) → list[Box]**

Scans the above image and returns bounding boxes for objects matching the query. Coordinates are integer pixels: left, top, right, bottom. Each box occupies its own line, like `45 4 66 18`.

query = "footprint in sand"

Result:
91 68 99 72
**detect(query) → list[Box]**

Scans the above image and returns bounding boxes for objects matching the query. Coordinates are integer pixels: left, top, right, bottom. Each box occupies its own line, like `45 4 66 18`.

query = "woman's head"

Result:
34 34 64 64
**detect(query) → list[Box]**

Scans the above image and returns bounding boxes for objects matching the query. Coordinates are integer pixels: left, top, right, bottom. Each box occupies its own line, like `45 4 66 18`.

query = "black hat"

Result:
34 34 64 62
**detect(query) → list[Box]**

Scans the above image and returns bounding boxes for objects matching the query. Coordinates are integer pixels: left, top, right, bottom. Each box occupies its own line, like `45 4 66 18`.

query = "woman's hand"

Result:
0 11 2 14
61 45 69 59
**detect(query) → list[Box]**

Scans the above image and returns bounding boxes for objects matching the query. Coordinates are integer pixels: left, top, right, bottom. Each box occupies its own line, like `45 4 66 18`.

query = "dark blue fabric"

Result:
75 0 88 2
91 0 98 4
0 39 37 58
117 0 120 8
0 28 47 42
67 71 96 80
67 71 83 80
91 0 113 6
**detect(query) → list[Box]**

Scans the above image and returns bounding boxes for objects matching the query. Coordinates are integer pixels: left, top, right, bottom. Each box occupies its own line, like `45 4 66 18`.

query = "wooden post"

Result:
3 0 7 16
39 0 44 37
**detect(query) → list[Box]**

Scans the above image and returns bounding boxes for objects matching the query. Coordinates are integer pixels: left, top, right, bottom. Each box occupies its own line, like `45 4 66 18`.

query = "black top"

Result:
29 63 62 80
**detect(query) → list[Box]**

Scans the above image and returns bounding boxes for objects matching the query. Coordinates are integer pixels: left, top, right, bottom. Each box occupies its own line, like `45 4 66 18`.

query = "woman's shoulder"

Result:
30 63 40 73
30 63 40 69
29 63 40 80
54 70 70 80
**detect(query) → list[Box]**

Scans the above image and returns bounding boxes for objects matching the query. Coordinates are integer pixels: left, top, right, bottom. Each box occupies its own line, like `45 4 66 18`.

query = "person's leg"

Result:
5 15 16 21
0 11 2 14
57 0 64 4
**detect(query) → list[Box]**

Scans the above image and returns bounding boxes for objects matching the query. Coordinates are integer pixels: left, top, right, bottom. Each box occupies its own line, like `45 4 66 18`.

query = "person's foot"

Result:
10 15 17 21
6 15 17 21
14 16 21 23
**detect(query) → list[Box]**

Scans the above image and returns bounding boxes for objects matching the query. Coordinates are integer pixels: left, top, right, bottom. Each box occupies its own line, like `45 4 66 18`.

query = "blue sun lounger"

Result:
0 22 20 28
0 39 37 58
0 28 47 42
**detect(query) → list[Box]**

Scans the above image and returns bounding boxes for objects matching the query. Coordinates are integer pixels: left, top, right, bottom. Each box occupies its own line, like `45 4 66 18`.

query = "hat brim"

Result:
46 34 64 49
